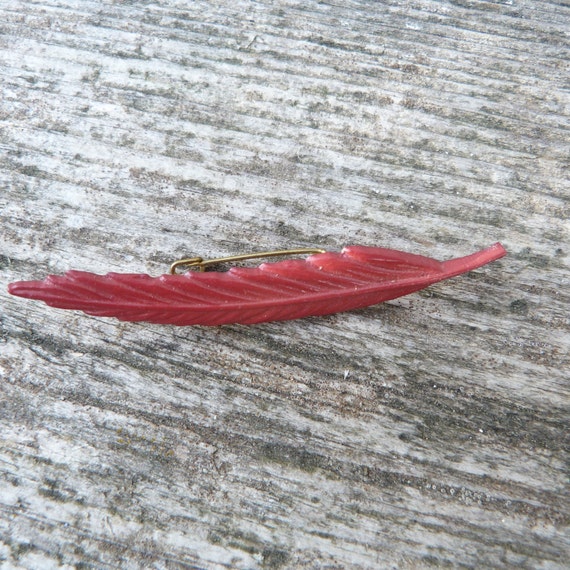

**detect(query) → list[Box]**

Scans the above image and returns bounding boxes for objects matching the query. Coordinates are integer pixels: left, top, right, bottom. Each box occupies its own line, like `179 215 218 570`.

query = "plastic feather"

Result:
7 243 506 325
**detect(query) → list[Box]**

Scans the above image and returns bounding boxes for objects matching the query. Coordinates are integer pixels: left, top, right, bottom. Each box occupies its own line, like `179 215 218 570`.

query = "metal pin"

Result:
169 248 326 274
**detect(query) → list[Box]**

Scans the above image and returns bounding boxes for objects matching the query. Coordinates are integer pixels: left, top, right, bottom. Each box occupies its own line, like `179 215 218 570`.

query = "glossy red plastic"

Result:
8 243 506 326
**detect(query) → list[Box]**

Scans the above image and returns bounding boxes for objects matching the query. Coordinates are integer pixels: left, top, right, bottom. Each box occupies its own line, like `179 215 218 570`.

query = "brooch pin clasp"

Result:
169 247 327 274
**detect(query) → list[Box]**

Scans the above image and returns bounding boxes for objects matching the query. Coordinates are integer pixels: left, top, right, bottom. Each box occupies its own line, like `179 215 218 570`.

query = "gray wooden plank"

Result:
1 0 568 568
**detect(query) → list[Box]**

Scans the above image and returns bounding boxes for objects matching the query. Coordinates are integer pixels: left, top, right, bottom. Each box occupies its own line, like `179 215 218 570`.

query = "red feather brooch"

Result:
8 243 506 326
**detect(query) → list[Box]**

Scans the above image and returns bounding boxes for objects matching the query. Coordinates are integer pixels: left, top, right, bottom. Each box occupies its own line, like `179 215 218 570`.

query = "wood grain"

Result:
1 1 568 568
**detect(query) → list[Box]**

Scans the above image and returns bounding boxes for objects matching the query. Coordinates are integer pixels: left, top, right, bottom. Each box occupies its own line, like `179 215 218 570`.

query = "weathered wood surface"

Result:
1 0 568 568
